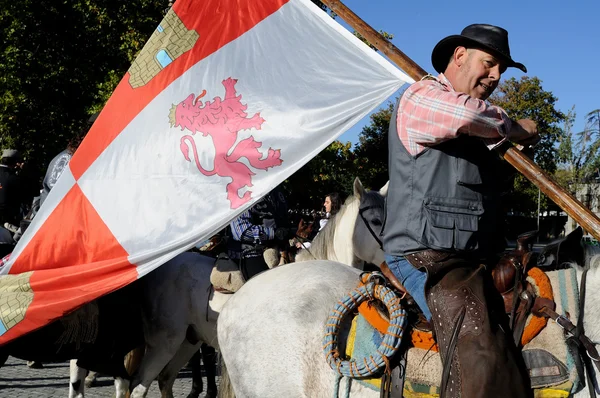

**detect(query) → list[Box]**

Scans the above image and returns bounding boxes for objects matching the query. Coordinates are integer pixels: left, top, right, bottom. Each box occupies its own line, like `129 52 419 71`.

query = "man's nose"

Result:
489 65 502 81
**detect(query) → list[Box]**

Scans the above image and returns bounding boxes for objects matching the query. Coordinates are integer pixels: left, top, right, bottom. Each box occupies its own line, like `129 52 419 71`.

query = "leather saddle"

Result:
379 230 563 342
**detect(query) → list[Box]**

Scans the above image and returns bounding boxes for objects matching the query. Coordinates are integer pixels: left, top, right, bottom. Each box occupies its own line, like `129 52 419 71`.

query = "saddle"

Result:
379 231 550 344
374 228 600 398
209 239 288 293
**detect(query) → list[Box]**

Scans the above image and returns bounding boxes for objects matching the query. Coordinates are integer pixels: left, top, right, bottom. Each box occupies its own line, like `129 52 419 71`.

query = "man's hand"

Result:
508 119 540 146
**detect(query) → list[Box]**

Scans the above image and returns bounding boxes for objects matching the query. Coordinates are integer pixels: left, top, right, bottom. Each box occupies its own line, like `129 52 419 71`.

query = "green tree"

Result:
353 100 394 190
557 106 600 186
282 140 356 210
0 0 166 177
490 76 565 173
489 76 566 215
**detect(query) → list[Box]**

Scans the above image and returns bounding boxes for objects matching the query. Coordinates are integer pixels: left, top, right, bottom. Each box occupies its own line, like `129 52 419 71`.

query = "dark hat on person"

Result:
431 24 527 74
1 149 21 160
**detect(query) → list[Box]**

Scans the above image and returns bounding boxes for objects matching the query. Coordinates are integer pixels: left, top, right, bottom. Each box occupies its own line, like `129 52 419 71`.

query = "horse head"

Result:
296 218 316 240
351 178 386 268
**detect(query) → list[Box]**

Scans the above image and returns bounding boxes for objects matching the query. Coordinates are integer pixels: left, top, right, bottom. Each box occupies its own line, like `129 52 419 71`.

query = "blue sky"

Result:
335 0 600 146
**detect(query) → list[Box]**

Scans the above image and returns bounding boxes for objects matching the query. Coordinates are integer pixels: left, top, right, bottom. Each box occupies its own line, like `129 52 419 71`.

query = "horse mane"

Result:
296 195 359 262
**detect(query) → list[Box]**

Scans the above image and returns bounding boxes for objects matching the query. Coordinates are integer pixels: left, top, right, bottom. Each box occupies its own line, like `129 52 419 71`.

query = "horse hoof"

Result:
206 389 218 398
27 361 43 369
85 378 97 388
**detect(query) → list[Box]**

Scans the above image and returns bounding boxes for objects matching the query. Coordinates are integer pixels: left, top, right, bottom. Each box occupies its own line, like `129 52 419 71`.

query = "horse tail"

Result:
217 359 236 398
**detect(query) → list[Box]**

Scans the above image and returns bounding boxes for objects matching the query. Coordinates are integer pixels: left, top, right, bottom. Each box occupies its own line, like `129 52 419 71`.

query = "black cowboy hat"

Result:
431 24 527 74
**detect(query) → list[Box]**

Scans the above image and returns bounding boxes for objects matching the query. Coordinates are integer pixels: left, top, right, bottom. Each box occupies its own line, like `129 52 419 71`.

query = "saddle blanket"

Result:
344 268 581 397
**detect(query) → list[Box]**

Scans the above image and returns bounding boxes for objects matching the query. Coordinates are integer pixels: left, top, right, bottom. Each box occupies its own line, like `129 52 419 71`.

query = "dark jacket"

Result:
0 165 26 225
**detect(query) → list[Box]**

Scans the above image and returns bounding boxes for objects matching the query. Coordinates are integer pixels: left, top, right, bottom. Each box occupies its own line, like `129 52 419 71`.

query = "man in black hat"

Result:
382 24 537 397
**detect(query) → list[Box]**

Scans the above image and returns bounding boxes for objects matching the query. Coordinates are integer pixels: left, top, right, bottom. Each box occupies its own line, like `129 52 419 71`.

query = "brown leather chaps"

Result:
406 251 532 398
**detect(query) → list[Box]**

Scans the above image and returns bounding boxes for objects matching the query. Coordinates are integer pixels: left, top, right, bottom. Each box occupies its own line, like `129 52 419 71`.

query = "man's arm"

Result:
399 80 512 155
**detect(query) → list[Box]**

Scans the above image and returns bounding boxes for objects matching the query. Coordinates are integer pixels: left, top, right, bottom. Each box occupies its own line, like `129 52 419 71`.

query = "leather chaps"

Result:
406 250 532 398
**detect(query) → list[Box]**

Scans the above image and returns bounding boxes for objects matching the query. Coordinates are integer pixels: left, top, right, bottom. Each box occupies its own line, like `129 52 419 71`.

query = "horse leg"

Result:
84 371 98 388
186 350 203 398
156 340 202 398
130 333 185 398
115 377 130 398
69 359 87 398
201 343 218 398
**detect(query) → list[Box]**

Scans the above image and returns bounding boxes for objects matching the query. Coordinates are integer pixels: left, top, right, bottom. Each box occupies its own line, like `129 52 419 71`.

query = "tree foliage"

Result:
0 0 166 177
489 76 566 215
489 76 565 173
282 141 355 211
353 100 394 190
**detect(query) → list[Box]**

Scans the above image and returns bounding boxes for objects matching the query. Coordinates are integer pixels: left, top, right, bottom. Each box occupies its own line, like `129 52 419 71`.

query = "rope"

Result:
323 276 407 380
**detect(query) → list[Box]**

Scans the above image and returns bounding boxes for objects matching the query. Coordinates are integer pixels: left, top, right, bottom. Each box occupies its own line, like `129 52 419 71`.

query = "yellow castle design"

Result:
128 8 199 88
0 272 34 335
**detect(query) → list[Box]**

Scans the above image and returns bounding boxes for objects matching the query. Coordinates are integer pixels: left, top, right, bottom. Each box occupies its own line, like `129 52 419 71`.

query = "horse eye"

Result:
371 219 382 226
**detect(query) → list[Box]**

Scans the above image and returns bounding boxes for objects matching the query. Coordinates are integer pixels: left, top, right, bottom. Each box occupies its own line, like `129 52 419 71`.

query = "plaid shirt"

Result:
229 209 276 244
397 74 512 156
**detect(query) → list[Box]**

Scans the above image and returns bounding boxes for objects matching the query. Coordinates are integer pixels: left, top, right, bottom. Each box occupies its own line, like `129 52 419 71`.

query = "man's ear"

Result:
453 46 468 67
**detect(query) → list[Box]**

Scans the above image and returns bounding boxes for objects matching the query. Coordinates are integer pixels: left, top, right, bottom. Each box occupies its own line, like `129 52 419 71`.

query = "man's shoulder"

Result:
406 76 446 94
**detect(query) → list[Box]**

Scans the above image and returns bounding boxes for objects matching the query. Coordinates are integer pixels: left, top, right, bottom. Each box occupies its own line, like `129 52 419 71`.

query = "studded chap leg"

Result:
426 264 532 398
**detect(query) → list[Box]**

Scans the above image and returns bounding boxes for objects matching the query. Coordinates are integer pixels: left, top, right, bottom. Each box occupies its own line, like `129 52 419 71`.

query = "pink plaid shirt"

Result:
397 74 511 156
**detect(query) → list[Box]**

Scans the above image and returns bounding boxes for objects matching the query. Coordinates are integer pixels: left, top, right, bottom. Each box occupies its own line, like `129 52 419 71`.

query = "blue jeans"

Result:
385 254 431 320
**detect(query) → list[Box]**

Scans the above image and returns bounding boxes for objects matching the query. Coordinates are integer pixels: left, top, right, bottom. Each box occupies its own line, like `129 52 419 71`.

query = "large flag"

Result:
0 0 412 343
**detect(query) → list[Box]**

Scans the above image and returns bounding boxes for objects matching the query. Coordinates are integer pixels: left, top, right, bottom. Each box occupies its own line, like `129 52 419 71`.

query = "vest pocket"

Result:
421 198 484 250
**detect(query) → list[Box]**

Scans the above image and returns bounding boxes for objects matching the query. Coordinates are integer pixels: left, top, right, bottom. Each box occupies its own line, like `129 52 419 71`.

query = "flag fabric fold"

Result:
0 0 412 344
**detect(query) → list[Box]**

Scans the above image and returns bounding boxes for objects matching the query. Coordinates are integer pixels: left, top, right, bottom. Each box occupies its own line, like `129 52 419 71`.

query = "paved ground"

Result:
0 356 218 397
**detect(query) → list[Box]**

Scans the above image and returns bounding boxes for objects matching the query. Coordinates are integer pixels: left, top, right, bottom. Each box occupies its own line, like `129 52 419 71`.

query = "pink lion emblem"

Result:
170 78 283 209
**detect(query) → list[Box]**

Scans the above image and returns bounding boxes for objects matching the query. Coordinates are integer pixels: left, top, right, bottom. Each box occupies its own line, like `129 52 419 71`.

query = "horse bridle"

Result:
358 205 383 249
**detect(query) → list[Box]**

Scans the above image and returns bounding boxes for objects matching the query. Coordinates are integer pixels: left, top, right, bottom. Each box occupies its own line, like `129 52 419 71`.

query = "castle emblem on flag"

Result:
170 77 283 209
128 8 199 88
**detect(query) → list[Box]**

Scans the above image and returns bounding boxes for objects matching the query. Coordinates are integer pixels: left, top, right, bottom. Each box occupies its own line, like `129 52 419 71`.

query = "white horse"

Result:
217 232 600 397
295 179 387 268
69 178 386 398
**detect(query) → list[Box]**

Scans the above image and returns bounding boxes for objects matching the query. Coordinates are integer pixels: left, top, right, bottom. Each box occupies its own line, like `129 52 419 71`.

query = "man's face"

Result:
453 47 507 100
323 196 332 213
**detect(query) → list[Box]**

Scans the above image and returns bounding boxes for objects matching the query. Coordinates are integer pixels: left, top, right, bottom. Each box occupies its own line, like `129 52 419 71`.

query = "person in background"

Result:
228 187 290 279
295 192 342 250
319 192 342 231
40 113 97 206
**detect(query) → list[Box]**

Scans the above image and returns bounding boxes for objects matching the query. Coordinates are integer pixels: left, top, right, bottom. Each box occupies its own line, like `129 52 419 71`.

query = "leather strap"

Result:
533 300 600 375
379 261 410 299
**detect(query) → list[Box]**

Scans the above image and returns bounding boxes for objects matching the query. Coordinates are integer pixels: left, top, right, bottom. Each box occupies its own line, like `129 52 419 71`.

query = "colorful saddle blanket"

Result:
345 268 582 397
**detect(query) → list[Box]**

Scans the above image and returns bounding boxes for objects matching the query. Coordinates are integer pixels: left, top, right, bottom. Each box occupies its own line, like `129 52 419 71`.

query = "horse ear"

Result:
353 177 365 200
379 181 389 197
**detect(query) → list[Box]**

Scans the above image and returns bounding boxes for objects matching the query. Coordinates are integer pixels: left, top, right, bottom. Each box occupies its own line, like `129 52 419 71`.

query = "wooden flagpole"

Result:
321 0 600 241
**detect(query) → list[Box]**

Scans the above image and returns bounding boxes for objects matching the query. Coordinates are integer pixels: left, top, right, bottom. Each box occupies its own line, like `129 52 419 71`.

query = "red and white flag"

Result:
0 0 411 343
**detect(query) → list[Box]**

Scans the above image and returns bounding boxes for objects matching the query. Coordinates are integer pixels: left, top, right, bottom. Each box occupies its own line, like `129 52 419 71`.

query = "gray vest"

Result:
382 99 507 257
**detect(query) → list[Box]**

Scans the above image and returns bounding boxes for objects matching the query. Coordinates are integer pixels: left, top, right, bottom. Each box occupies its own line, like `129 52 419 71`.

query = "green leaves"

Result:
489 77 566 215
0 0 166 174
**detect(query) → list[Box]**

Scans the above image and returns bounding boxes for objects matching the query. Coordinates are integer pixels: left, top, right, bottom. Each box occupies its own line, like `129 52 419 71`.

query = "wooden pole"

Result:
321 0 600 241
